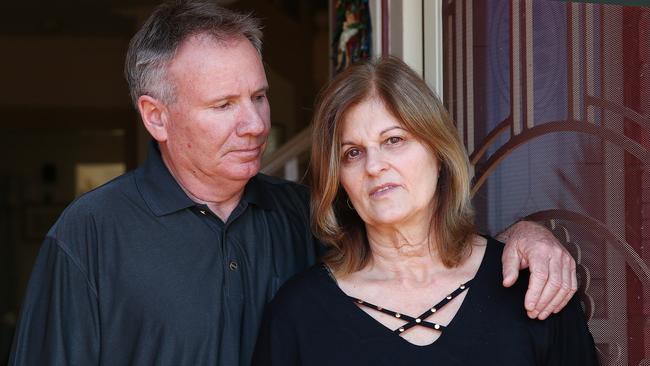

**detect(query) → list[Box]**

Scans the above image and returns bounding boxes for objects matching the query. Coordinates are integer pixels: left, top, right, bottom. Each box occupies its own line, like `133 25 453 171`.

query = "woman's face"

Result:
338 98 440 229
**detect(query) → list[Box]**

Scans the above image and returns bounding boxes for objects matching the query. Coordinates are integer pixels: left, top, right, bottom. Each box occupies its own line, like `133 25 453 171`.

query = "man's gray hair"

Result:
124 0 263 107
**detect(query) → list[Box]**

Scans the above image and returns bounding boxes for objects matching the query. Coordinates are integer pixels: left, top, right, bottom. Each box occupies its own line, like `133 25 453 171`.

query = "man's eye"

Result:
254 94 266 102
214 102 231 110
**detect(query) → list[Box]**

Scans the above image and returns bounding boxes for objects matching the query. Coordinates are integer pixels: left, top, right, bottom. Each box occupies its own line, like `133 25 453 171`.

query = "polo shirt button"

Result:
229 261 239 271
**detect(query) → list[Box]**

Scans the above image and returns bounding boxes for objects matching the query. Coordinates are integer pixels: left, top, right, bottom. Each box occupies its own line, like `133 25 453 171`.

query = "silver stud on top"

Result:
431 308 437 313
460 285 466 290
434 324 440 330
446 296 452 300
399 328 405 333
415 318 421 323
395 313 401 318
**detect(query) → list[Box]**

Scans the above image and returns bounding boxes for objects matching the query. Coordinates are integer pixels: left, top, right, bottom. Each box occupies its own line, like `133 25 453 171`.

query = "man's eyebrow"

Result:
253 86 269 95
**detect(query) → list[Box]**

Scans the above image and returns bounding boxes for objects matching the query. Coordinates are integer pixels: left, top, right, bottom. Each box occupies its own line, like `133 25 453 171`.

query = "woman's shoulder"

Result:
472 234 508 278
269 264 335 311
477 234 504 257
470 234 531 299
474 234 527 278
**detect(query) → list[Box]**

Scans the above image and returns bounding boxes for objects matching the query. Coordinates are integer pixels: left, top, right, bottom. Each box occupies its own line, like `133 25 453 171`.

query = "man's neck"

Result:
179 183 244 221
161 153 248 221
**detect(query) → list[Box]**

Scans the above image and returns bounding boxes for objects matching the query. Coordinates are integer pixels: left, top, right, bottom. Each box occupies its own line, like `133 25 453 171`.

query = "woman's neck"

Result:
363 223 447 283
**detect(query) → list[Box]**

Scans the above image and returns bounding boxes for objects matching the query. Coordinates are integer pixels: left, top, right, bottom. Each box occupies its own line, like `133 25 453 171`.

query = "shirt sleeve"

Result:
9 236 100 366
545 294 600 366
252 303 300 366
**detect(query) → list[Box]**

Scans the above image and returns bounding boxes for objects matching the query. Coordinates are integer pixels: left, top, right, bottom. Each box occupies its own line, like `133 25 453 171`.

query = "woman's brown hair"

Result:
311 56 475 274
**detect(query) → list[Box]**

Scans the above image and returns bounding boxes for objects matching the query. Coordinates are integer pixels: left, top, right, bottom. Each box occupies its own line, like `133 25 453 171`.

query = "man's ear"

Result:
138 95 168 142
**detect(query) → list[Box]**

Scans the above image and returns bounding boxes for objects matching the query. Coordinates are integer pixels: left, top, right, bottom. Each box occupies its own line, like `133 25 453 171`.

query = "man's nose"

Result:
237 101 268 136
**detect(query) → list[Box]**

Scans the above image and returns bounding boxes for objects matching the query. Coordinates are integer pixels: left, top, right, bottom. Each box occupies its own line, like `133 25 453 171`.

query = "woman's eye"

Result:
344 148 361 160
386 136 403 145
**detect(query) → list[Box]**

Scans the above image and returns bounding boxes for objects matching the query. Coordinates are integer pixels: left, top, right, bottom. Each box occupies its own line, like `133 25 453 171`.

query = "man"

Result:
10 2 577 365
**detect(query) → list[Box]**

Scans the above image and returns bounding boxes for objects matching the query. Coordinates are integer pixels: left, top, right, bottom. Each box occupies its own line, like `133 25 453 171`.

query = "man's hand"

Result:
497 220 577 320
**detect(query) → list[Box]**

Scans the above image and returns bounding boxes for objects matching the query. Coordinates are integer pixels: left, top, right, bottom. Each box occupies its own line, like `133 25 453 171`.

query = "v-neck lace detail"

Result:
322 263 476 337
347 279 474 335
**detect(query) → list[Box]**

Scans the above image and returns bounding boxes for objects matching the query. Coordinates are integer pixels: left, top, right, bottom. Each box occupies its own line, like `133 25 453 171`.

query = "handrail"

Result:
261 125 312 180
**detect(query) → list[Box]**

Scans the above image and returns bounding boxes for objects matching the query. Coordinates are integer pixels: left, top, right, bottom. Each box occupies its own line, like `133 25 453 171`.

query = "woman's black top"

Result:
252 237 599 365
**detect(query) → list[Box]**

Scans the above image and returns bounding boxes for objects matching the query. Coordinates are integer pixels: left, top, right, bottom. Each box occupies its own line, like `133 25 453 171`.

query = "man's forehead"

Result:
182 32 244 50
169 33 261 70
166 41 236 78
164 32 267 102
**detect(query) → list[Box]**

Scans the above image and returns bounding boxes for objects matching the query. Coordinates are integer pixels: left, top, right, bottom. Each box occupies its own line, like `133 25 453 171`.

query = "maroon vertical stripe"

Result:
598 5 605 125
443 8 451 110
623 7 645 365
509 0 516 135
521 0 528 130
567 2 574 121
381 0 389 56
451 1 458 123
582 3 588 122
462 0 468 144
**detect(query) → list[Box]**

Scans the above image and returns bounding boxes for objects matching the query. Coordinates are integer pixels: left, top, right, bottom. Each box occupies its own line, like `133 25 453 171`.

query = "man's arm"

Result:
9 237 100 365
497 220 577 320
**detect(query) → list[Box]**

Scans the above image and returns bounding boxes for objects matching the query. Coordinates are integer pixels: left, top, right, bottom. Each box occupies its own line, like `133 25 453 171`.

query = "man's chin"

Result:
226 160 261 181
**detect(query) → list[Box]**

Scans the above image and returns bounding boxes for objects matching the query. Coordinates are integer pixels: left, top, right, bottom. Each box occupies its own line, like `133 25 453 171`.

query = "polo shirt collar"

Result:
241 175 276 211
136 141 196 216
136 141 276 216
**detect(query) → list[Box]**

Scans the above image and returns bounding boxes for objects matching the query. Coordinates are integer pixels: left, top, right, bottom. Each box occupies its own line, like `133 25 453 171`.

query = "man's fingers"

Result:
538 253 573 319
500 220 578 316
524 254 550 313
502 246 522 287
553 255 578 314
527 249 563 318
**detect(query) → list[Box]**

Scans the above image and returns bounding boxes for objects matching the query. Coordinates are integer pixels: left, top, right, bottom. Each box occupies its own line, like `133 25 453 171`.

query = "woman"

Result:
253 57 598 365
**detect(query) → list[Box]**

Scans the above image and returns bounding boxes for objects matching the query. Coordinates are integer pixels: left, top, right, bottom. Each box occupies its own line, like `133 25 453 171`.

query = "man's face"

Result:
160 35 271 184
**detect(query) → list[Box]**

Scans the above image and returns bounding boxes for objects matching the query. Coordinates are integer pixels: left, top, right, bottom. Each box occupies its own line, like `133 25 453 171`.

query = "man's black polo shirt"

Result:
10 143 319 366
